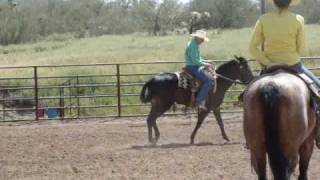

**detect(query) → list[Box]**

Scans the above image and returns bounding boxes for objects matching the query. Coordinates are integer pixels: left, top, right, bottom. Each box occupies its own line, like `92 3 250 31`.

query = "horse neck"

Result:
205 77 233 109
216 78 234 95
216 68 237 93
205 65 236 104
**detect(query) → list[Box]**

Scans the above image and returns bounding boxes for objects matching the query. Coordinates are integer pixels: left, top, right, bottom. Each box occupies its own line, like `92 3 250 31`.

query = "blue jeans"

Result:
186 66 214 104
293 63 320 88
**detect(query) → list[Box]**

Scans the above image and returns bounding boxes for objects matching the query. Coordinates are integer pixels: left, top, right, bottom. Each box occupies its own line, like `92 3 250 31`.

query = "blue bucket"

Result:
47 108 59 118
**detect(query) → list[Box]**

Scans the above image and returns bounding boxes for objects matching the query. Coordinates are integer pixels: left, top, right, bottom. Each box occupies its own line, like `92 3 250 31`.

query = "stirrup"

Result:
197 101 207 111
198 105 207 111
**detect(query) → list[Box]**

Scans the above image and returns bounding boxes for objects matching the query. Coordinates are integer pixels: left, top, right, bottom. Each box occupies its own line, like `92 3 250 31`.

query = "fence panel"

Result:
0 57 319 122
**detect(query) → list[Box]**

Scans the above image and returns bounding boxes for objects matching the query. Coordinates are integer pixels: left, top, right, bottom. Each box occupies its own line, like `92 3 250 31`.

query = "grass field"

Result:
0 25 319 67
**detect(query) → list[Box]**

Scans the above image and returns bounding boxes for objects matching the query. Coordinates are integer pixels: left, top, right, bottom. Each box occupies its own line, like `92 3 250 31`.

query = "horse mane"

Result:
216 59 238 74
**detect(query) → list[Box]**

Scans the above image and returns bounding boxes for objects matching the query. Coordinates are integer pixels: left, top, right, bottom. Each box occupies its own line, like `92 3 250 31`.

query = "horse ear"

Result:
234 55 247 63
234 55 242 63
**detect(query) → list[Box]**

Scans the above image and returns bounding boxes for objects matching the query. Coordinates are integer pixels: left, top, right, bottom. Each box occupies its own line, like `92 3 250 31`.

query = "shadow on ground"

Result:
130 141 241 150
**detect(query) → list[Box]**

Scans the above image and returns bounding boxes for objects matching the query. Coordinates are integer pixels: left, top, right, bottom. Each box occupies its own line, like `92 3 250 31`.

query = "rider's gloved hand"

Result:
204 62 213 68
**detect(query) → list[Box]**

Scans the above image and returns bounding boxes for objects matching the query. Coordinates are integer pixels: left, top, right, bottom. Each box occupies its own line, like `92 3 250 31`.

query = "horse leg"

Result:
153 121 160 143
146 108 156 144
153 102 174 143
190 109 210 144
298 135 314 180
147 111 163 145
251 147 267 180
213 108 230 141
146 104 162 144
147 100 173 145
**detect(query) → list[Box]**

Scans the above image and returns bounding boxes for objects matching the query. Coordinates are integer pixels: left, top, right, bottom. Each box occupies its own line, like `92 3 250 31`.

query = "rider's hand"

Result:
204 63 212 68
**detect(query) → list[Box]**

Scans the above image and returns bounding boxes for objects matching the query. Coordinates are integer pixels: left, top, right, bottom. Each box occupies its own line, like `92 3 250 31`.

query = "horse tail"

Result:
259 82 290 180
140 80 152 103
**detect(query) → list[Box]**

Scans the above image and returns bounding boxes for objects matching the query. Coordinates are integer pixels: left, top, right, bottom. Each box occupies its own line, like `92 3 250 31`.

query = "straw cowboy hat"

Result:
267 0 301 6
191 30 209 42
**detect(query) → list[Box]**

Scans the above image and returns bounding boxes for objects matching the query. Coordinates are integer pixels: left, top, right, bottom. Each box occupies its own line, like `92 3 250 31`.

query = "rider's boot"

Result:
198 100 207 111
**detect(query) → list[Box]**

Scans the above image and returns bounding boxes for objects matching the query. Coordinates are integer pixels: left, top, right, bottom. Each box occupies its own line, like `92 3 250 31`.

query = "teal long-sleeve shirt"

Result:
185 38 205 66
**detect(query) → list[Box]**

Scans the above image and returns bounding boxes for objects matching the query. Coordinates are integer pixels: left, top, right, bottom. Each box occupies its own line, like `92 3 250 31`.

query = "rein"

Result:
215 73 248 85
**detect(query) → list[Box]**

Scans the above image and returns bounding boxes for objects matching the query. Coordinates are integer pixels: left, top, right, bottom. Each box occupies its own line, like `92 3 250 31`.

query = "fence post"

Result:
116 64 121 117
76 75 80 118
260 0 266 14
34 66 39 121
59 87 65 120
69 81 72 115
2 93 5 121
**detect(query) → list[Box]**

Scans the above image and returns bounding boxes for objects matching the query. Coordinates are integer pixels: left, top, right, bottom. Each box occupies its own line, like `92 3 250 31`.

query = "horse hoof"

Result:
150 139 157 146
223 136 230 142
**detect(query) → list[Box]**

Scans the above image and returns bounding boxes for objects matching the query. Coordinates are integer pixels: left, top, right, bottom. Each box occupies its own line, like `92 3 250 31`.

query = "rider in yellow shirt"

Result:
250 6 304 66
249 0 320 148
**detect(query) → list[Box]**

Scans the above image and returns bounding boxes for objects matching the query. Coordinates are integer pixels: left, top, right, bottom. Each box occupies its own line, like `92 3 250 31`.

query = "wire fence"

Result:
0 57 319 122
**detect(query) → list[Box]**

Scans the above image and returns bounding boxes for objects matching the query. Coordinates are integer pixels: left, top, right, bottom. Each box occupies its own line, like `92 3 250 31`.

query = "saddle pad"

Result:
177 68 216 90
177 72 191 89
298 73 313 84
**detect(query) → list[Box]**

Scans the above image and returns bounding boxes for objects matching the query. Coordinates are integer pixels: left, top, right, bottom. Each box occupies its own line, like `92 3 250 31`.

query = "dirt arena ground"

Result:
0 114 319 180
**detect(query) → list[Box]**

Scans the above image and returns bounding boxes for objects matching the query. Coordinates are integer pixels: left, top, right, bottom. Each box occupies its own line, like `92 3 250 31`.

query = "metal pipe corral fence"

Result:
0 57 319 122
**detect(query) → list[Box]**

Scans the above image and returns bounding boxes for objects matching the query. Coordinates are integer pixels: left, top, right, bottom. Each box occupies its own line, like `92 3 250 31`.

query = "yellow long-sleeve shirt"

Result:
249 10 306 66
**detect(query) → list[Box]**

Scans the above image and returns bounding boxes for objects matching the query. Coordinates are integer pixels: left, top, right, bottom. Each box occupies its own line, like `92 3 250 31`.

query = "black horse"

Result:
140 56 254 144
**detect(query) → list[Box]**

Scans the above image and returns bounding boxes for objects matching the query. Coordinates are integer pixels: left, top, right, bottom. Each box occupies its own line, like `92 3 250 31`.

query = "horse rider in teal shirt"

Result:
185 30 214 111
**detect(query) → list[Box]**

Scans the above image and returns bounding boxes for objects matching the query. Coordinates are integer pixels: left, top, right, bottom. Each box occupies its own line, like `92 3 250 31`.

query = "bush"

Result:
43 33 75 42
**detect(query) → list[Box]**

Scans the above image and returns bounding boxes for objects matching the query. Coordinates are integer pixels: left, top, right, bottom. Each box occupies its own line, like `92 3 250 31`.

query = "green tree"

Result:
190 0 259 28
295 0 320 24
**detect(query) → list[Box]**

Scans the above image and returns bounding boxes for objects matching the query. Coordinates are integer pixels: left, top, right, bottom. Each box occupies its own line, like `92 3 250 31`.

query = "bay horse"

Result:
243 71 316 180
140 56 254 145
